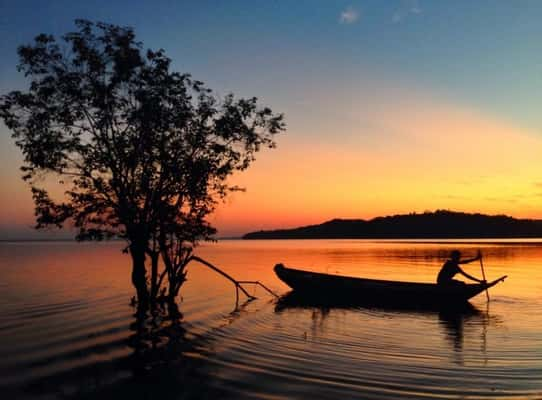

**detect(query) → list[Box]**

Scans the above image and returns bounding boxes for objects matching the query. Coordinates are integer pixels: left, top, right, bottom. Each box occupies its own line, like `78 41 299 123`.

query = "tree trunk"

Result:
173 266 187 298
149 252 159 306
130 242 149 314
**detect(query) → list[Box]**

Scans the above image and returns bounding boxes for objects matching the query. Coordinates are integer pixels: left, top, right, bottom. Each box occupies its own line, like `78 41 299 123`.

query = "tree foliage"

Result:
0 20 285 309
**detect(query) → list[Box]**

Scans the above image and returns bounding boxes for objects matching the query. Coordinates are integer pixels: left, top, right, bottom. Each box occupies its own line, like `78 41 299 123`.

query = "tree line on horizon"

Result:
243 210 542 239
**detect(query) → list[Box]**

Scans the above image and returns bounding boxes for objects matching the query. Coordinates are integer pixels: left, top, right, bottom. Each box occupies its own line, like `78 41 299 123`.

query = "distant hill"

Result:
242 210 542 239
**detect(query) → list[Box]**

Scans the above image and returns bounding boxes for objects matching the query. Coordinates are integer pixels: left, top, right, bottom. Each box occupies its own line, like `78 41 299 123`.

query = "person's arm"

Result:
457 266 484 283
458 251 482 265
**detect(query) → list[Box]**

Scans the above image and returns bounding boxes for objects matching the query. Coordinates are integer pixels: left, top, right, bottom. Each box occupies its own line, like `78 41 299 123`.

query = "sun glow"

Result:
2 78 542 238
213 85 542 236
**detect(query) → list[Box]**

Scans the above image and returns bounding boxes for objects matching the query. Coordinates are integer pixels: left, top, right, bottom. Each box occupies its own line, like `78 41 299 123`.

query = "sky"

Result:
1 0 542 238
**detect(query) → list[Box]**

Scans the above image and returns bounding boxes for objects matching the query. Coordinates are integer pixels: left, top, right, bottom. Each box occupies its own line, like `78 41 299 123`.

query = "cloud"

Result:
340 7 359 24
392 0 422 23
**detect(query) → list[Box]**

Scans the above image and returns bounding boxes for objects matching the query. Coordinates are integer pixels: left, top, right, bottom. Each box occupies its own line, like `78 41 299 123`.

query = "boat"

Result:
274 263 507 306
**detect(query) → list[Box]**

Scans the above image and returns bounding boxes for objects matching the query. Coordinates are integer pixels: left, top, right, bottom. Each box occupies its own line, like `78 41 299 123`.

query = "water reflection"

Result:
438 308 471 354
438 307 485 367
19 309 221 399
275 290 479 313
2 240 541 399
276 291 493 362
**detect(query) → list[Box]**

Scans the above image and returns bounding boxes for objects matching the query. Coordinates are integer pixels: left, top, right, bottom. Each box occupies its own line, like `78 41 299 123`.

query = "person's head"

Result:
450 250 461 261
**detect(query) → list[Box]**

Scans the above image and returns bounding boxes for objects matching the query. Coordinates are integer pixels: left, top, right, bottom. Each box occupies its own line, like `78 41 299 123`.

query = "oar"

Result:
479 250 490 301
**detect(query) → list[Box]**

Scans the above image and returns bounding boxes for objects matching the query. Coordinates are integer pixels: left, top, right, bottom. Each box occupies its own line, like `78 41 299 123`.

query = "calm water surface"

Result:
0 239 541 399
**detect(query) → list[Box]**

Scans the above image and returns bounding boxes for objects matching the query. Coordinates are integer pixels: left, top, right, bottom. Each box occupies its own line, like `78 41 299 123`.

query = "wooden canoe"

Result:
274 263 507 306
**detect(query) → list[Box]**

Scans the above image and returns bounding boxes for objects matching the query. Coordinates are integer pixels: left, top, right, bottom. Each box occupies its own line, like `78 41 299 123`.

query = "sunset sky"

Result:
2 1 542 238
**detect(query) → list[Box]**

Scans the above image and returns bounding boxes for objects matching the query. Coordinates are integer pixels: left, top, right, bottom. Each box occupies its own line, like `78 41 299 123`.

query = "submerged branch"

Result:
237 281 279 298
189 255 255 300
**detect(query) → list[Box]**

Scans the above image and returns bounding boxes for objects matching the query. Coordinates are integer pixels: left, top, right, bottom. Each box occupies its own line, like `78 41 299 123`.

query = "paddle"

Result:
478 250 490 301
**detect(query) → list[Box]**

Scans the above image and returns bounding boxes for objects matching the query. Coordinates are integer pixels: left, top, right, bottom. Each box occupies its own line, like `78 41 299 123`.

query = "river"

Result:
1 239 541 399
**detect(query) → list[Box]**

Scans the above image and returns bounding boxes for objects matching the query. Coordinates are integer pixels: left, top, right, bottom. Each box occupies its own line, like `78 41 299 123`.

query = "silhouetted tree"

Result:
0 20 285 312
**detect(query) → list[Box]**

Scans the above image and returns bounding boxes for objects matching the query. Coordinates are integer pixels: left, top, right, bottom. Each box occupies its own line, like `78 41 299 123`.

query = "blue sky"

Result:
2 1 542 238
2 0 542 129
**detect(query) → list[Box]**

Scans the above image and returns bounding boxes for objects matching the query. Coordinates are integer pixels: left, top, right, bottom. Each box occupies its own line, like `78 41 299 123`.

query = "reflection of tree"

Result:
81 311 222 399
21 308 222 399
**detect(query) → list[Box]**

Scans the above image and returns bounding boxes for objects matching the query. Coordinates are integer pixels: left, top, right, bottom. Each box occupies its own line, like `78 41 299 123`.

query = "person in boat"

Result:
437 250 485 286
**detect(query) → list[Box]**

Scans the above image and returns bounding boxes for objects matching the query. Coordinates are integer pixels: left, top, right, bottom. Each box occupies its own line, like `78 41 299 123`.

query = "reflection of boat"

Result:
275 291 490 364
274 264 507 306
275 290 481 313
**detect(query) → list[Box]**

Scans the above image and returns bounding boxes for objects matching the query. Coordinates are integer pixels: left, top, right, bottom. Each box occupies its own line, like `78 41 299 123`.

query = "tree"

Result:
0 20 285 312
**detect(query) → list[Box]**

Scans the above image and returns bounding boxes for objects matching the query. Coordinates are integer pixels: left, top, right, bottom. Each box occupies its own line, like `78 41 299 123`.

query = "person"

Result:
437 250 485 286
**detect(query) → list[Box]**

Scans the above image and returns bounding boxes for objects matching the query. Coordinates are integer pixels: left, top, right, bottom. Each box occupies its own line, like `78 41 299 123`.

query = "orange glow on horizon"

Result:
2 83 542 238
212 89 542 236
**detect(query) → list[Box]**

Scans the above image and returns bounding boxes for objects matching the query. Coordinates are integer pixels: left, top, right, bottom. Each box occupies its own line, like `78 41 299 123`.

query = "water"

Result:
0 239 541 399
